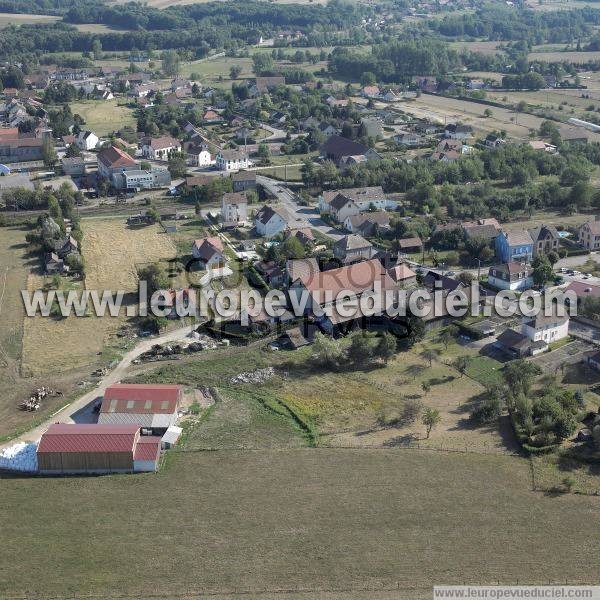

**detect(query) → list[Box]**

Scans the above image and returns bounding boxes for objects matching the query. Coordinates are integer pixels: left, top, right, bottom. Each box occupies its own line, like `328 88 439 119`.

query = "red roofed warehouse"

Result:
37 424 161 474
98 383 182 433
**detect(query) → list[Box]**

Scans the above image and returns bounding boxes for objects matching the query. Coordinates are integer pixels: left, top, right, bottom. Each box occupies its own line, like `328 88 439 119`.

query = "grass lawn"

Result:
69 100 136 137
0 448 598 597
464 354 505 388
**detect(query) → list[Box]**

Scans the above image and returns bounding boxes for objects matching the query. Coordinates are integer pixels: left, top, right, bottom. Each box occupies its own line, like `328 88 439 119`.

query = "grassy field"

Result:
0 12 60 27
21 218 176 377
180 56 254 81
450 41 503 56
0 448 599 597
69 100 136 137
134 332 512 453
528 50 600 63
532 452 600 494
486 88 596 120
391 93 549 140
500 211 592 232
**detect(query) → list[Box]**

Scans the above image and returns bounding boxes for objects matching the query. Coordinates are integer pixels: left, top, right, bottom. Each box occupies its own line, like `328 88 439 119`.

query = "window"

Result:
126 400 135 409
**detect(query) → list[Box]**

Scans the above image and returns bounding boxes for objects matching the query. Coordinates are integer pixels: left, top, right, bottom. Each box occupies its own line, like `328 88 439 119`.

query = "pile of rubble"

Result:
0 442 38 472
230 367 276 385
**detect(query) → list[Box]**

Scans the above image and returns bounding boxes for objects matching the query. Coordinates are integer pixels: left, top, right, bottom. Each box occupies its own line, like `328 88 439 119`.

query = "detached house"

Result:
221 191 248 226
521 311 569 345
183 141 212 167
254 205 294 238
319 186 396 215
191 236 227 270
231 170 256 192
344 212 390 236
444 124 473 140
495 230 533 263
488 262 532 291
75 130 98 151
579 218 600 250
141 136 181 161
333 234 376 263
528 225 560 257
329 193 360 223
216 149 249 172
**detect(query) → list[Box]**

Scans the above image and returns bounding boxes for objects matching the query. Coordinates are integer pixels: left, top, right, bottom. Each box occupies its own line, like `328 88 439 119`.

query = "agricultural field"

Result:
0 12 60 27
450 40 503 56
69 100 136 137
528 50 600 63
21 218 176 377
486 88 598 120
499 211 592 233
180 56 254 83
1 448 599 598
391 93 548 139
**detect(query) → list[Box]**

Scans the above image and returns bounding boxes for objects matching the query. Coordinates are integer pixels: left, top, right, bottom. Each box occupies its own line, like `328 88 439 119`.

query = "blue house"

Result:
495 230 534 263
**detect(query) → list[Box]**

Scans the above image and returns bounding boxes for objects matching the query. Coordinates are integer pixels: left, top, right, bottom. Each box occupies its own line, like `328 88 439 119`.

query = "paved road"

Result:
2 323 197 449
256 175 345 241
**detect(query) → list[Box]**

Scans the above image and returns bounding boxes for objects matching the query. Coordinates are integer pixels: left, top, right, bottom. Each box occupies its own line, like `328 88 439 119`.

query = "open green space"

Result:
1 449 598 598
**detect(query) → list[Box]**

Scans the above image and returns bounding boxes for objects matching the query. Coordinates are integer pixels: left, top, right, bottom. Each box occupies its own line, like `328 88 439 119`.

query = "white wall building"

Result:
521 313 569 344
216 149 249 172
75 130 99 151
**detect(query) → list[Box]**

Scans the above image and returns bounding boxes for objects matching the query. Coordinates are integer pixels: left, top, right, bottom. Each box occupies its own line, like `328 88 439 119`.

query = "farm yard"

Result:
0 448 598 598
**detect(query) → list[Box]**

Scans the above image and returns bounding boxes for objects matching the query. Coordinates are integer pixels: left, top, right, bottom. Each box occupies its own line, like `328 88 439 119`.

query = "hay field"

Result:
180 56 253 80
0 12 60 27
450 41 503 56
392 93 549 139
1 448 599 598
21 219 176 376
529 50 600 63
69 100 136 137
84 218 176 291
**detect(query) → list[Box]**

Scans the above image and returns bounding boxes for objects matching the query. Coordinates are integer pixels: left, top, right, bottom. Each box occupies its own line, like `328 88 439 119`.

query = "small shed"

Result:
161 425 183 449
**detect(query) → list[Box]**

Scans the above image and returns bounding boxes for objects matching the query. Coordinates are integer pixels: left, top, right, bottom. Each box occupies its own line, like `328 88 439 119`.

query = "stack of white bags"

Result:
0 442 38 472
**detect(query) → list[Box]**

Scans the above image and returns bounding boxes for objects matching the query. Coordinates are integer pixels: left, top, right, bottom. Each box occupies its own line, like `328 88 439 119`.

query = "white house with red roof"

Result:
97 145 137 181
191 236 227 269
141 135 181 161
